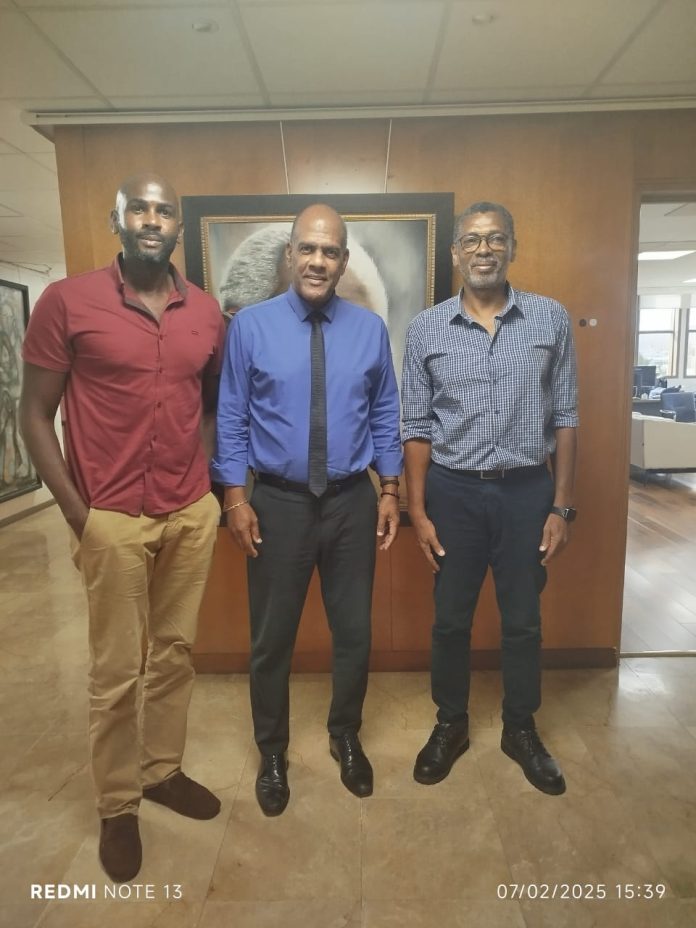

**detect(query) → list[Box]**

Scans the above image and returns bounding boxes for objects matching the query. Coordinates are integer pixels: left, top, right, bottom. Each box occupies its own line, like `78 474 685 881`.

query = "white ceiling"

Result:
1 0 696 274
639 202 696 292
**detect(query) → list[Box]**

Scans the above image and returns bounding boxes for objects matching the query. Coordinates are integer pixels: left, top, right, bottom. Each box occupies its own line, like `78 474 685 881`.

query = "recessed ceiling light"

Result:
472 12 496 25
192 20 219 33
637 250 695 261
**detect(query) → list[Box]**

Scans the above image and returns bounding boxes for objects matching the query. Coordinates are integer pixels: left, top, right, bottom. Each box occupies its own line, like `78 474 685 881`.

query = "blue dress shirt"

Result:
211 287 403 486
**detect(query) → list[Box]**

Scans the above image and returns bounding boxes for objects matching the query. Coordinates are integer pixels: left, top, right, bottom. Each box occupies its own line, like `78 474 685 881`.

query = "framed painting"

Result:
182 193 454 380
0 279 41 503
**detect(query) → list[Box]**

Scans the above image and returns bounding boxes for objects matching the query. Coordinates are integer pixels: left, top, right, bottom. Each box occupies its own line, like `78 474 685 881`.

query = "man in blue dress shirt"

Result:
401 201 578 796
212 204 402 815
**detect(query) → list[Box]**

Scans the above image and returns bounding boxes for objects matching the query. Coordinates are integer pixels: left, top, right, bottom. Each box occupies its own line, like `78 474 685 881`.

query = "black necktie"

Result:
308 311 328 497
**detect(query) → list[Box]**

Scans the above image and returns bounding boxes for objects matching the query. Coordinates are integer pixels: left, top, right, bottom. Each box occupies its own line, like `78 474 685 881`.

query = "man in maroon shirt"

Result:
20 174 226 883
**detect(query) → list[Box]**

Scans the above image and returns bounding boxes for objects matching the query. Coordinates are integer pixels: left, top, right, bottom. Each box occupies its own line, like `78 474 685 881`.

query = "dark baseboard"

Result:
192 647 618 674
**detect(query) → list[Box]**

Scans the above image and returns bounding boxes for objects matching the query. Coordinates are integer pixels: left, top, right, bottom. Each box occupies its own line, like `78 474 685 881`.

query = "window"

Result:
636 294 679 377
687 300 696 376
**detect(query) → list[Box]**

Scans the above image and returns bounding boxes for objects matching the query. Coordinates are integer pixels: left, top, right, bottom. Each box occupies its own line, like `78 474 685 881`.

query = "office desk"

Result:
632 398 662 416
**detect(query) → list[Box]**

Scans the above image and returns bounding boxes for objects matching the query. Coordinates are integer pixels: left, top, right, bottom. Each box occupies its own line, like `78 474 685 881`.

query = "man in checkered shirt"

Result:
401 201 578 796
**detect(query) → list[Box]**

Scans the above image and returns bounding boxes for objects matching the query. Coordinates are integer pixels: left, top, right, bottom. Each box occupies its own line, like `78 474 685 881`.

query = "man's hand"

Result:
225 502 262 557
376 494 400 551
67 502 90 541
539 513 569 566
410 513 446 572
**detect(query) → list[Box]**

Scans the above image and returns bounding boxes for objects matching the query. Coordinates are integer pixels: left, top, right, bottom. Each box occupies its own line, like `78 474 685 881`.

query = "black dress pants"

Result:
426 463 555 728
247 472 377 755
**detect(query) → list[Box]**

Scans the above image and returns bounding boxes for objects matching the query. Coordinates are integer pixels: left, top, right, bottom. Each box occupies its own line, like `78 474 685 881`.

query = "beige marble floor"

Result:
1 506 696 928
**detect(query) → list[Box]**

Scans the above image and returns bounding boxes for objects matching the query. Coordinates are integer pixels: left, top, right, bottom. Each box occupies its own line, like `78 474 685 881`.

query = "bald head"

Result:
114 173 180 222
291 204 348 251
110 172 182 268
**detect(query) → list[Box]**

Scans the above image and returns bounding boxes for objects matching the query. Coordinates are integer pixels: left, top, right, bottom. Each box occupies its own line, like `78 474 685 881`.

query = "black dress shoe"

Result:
413 721 469 785
501 727 566 795
99 813 142 883
329 732 373 797
255 753 289 816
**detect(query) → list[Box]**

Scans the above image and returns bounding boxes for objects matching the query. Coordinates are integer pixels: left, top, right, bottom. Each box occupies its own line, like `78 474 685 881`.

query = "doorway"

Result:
622 200 696 655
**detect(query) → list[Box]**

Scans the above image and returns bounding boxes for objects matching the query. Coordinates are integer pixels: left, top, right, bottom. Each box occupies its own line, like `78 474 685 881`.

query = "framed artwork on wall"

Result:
0 279 41 504
182 193 454 381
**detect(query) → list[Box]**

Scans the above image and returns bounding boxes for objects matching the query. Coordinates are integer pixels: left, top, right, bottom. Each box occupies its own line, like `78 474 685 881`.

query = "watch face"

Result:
553 506 577 522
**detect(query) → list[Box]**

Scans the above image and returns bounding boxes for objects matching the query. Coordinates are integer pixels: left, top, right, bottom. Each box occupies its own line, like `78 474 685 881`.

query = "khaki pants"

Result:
70 492 220 818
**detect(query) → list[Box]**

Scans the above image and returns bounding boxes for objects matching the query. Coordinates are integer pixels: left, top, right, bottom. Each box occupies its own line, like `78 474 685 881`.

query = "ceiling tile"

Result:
589 81 696 99
16 0 227 6
428 84 589 104
106 93 266 109
0 12 97 98
268 90 425 107
240 1 444 93
599 0 696 85
0 215 57 237
26 152 56 173
26 7 261 98
0 154 58 191
0 189 62 227
0 202 22 217
433 0 656 92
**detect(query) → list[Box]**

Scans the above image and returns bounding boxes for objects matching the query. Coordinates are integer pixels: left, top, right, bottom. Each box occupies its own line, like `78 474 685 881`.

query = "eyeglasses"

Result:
456 232 510 253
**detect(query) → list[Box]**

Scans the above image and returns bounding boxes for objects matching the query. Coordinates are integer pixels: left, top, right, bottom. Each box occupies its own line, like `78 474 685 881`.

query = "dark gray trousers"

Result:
247 473 377 754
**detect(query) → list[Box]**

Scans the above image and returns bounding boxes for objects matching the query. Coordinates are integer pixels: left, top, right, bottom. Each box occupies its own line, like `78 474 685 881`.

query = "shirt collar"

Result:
450 283 525 324
286 285 338 322
110 255 188 304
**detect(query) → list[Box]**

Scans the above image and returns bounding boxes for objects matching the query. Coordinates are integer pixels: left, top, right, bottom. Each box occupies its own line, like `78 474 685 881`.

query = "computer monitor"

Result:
633 365 657 391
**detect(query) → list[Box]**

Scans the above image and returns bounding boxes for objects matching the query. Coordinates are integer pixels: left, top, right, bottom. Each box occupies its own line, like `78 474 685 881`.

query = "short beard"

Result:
118 228 177 266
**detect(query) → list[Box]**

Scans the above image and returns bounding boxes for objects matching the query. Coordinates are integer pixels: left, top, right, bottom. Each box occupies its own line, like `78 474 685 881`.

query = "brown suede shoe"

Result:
99 813 141 883
142 771 221 820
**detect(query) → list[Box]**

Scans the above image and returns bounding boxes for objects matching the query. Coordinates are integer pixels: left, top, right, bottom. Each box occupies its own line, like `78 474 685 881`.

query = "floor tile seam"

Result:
469 737 517 889
202 733 255 903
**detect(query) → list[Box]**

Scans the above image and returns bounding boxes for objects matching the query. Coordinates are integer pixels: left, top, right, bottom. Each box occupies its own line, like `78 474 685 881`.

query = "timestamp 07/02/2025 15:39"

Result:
496 883 667 901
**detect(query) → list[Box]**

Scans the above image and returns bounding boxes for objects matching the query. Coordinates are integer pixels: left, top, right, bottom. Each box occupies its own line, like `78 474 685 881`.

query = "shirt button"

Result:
156 401 162 408
158 367 163 373
159 335 164 341
146 466 152 473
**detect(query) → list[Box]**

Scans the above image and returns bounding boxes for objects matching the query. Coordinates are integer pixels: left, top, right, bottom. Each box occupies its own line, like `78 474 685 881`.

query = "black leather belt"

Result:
255 470 367 495
457 464 547 481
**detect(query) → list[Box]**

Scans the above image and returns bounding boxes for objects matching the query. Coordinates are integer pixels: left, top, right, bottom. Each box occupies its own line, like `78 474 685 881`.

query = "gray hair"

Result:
453 201 515 242
218 225 291 311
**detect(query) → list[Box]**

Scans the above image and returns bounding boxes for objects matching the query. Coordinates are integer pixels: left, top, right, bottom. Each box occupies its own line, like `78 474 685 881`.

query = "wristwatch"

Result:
550 506 577 522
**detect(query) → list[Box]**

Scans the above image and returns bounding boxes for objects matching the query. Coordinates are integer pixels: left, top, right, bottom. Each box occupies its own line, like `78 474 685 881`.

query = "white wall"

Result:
0 260 66 525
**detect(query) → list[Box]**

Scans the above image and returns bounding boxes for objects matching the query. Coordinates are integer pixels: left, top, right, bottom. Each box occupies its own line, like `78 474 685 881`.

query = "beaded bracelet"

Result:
223 499 249 513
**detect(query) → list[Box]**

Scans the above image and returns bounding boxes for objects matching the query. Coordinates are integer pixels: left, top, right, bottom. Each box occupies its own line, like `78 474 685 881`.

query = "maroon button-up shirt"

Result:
23 257 226 516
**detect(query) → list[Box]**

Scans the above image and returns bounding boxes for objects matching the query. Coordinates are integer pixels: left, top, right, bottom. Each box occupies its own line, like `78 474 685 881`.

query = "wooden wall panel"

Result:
52 108 696 669
388 113 637 650
282 120 390 194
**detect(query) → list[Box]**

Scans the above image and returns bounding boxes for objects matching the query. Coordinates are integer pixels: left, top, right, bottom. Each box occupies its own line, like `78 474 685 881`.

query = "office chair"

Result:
659 391 696 423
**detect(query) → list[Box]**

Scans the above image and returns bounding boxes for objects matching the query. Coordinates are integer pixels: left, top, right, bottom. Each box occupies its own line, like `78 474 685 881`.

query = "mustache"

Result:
137 232 165 242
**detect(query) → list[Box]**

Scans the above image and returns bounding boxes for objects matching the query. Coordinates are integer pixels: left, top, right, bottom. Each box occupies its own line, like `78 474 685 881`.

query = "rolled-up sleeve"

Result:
401 321 434 442
210 315 251 486
549 312 579 429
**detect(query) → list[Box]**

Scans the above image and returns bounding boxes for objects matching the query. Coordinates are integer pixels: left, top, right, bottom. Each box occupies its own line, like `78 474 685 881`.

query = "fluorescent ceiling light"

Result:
684 278 696 283
638 250 695 261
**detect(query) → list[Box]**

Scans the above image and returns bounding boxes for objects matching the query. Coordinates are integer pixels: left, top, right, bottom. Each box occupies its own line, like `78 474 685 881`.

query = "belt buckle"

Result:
480 469 503 480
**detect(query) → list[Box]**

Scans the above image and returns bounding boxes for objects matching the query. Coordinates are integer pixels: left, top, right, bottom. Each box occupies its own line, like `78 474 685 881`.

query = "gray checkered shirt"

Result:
401 285 578 470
